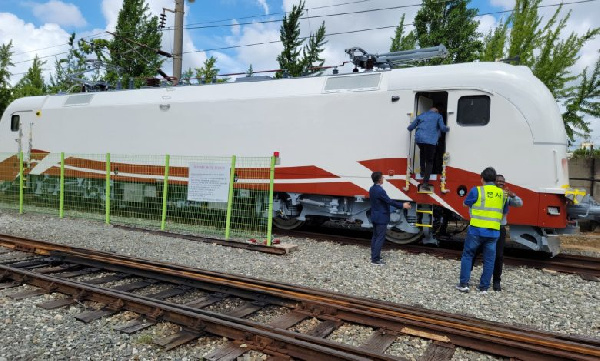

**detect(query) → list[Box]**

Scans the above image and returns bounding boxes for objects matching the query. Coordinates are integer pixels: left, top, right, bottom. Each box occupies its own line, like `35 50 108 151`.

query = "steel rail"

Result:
0 265 396 361
1 234 599 360
277 229 600 278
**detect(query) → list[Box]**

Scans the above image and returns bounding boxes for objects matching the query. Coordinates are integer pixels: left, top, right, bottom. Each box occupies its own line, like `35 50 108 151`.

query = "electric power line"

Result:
8 0 600 67
181 0 600 55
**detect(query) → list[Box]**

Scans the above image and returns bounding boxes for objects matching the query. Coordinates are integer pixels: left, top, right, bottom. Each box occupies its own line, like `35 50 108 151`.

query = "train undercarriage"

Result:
272 192 572 256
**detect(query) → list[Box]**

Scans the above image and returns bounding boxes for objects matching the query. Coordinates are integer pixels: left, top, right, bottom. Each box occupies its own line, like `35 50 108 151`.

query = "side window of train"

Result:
457 96 490 126
10 115 20 132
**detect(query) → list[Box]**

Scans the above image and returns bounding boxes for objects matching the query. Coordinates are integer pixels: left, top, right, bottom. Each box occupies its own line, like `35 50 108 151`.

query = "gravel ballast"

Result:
0 211 598 360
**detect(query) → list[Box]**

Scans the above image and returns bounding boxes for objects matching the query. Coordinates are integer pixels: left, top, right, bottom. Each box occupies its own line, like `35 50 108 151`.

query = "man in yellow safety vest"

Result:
456 167 506 293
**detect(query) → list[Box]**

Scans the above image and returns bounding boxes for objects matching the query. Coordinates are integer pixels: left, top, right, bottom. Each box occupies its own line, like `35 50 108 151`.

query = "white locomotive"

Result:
0 48 577 255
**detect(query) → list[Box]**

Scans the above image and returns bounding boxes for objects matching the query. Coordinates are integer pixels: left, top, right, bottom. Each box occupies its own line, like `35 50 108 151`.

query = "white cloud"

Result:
256 0 270 15
490 0 514 10
31 0 87 27
0 13 72 85
477 15 498 36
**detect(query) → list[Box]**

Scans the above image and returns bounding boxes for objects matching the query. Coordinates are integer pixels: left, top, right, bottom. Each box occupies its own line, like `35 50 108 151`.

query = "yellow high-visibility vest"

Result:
469 185 506 230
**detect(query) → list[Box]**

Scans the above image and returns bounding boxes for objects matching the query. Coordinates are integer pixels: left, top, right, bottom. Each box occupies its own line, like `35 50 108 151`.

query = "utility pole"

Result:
173 0 185 82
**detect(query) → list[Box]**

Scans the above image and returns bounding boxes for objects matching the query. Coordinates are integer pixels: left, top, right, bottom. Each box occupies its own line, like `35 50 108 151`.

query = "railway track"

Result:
1 234 599 360
276 228 600 280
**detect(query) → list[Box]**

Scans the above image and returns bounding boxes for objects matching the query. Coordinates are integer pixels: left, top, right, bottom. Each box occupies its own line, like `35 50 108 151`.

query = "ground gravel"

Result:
0 210 599 360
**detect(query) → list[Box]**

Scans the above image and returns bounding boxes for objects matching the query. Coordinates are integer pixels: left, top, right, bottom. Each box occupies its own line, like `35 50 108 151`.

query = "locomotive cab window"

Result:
10 115 19 132
457 96 490 126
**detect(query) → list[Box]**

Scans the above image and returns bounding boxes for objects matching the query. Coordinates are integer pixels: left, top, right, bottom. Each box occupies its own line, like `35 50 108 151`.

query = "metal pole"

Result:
267 155 276 246
591 145 595 197
19 151 23 214
161 154 170 230
105 153 111 225
173 0 184 82
225 155 237 240
59 152 65 218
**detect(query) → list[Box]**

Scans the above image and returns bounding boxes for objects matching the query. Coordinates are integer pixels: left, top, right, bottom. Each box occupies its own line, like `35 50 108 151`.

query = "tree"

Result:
48 33 92 93
181 68 194 85
13 55 47 98
0 40 14 117
195 56 219 83
483 0 600 139
246 64 254 77
103 0 163 88
413 0 482 64
276 0 327 77
562 54 600 140
301 21 327 75
480 22 508 62
390 14 417 52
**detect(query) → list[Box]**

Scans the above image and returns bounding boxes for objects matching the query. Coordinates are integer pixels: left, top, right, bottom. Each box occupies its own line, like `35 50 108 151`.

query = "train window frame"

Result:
457 96 490 126
10 114 20 132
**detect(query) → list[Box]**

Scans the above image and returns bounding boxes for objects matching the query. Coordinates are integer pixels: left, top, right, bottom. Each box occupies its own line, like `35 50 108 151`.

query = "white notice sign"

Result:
187 162 231 203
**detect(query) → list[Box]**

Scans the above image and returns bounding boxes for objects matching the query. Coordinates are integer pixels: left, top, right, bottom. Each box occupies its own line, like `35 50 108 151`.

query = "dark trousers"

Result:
371 224 387 262
417 143 436 183
471 226 506 284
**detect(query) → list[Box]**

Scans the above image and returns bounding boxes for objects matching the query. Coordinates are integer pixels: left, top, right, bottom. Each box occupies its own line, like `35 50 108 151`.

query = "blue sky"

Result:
0 0 598 141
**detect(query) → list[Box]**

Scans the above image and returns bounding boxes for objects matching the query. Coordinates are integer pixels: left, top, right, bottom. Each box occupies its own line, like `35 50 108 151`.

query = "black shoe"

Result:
493 282 501 291
371 260 386 266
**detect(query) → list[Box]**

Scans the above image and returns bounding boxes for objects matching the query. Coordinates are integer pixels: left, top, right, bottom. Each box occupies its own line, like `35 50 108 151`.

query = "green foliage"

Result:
571 147 600 159
532 10 599 99
195 56 219 83
492 0 600 139
0 40 14 117
246 64 254 77
562 54 600 140
48 33 89 93
301 21 327 75
507 0 541 64
276 0 327 77
13 55 46 98
181 68 194 85
103 0 163 88
390 14 417 52
413 0 482 64
480 22 508 62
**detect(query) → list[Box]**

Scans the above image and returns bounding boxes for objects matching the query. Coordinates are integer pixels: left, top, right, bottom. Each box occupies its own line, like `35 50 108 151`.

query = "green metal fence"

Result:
0 152 276 244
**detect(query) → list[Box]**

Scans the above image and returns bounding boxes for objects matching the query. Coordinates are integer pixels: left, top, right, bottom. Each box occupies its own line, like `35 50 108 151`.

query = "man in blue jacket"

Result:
407 103 449 191
369 172 411 265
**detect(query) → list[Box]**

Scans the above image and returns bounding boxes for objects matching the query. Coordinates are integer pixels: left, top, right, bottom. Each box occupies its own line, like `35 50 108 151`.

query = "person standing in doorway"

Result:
369 172 411 265
407 103 449 192
456 167 505 293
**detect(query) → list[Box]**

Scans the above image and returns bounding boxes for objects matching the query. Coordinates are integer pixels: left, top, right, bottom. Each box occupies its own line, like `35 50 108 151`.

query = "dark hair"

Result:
481 167 496 182
371 171 383 183
496 174 505 180
433 103 444 112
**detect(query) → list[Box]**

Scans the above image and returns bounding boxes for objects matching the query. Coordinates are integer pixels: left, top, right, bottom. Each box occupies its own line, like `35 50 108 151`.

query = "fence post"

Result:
59 152 65 218
105 153 110 225
19 151 24 214
266 155 275 246
225 155 237 240
161 154 170 230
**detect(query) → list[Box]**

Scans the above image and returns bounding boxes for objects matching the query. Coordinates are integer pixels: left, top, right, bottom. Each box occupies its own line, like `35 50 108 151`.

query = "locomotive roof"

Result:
3 62 566 145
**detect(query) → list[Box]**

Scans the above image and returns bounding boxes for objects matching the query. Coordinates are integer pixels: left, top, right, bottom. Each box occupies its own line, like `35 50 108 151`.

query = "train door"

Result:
410 92 448 181
10 111 35 162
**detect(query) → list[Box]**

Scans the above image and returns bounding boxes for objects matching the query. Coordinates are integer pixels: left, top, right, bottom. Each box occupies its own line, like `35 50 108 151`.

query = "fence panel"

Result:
0 151 275 244
0 152 20 211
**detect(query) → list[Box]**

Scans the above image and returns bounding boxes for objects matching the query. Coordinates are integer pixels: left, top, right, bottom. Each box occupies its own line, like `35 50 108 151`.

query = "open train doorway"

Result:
410 92 448 183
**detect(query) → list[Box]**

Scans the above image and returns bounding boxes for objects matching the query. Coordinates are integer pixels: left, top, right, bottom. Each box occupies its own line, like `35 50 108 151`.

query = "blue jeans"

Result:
459 232 498 290
371 224 387 262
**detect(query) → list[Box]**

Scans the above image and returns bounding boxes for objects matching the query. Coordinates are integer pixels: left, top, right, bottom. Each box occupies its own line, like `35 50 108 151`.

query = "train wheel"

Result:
272 217 306 230
385 227 423 244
